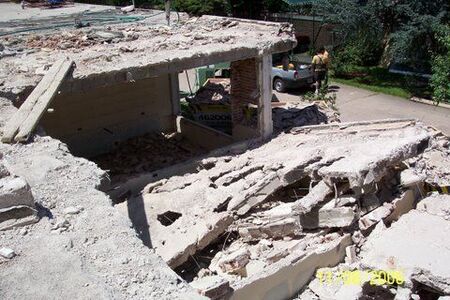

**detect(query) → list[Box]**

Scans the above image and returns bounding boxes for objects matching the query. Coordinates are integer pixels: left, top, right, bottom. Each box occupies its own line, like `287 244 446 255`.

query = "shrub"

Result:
430 26 450 104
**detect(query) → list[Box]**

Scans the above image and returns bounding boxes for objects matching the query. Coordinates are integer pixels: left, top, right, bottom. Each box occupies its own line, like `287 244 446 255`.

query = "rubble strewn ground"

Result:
93 132 206 185
1 96 449 299
0 134 205 299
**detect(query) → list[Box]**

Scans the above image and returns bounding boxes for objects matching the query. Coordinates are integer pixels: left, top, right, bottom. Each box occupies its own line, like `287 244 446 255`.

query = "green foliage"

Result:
172 0 229 16
332 41 383 76
317 0 449 70
430 26 450 104
302 90 337 108
331 66 432 99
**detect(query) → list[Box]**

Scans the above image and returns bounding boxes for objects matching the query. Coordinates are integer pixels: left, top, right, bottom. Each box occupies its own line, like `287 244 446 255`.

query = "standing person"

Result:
311 47 327 95
323 48 330 87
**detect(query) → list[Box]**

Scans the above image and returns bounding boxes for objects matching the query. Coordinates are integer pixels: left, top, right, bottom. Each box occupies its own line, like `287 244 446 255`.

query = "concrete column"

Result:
169 72 180 116
257 54 273 140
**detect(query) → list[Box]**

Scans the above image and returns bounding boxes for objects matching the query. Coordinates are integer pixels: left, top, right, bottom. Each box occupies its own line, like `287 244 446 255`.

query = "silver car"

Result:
272 63 314 92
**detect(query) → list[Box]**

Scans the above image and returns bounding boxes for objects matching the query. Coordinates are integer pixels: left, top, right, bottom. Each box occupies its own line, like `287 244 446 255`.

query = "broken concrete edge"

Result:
409 97 450 110
290 118 419 134
230 234 352 300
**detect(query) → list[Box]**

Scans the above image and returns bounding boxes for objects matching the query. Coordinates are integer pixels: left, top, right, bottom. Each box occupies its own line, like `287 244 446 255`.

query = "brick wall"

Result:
230 58 259 127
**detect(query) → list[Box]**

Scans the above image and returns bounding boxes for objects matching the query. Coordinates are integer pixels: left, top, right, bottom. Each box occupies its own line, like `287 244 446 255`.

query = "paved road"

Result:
275 83 450 135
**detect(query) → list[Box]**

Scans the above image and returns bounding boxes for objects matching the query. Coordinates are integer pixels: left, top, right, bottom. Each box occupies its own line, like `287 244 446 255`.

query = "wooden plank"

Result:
2 58 73 143
13 58 74 142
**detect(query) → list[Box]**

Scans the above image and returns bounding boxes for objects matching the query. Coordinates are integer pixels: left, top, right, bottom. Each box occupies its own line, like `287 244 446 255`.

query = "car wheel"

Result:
273 78 286 93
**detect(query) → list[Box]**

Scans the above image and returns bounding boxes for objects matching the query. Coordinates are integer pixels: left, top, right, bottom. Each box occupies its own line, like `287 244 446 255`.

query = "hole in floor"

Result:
157 211 182 226
174 230 240 282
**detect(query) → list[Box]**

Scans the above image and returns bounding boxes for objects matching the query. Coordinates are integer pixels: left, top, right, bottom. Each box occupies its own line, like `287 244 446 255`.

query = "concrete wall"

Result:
41 75 174 157
176 116 233 151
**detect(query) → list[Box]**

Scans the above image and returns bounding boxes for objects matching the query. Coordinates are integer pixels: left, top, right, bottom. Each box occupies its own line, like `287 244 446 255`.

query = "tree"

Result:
317 0 449 70
430 26 450 104
172 0 230 16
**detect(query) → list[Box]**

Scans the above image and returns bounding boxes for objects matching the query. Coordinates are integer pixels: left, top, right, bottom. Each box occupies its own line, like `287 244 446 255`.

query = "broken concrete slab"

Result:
400 168 425 188
385 189 417 223
0 15 296 98
231 234 352 300
360 199 450 294
292 180 333 215
0 206 39 231
116 120 434 271
190 275 232 299
0 169 38 231
358 203 393 231
117 181 234 268
416 194 450 218
301 206 357 229
0 176 35 210
238 217 301 241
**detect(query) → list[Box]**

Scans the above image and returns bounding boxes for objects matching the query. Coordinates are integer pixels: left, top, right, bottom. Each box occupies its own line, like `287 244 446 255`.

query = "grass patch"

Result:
332 77 412 98
332 66 432 99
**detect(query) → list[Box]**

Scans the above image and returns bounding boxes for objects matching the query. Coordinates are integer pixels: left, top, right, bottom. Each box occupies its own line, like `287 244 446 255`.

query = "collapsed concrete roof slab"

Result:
0 15 296 98
117 119 432 269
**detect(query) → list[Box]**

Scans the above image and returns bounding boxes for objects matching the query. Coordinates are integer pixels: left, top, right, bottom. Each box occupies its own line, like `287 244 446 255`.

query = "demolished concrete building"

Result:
1 4 450 300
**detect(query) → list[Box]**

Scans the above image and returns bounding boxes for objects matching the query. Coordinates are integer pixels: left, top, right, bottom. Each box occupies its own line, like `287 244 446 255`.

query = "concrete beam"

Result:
257 54 273 140
169 72 180 116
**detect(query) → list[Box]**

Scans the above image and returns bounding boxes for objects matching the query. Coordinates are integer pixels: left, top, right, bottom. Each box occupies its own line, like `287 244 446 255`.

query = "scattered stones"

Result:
64 206 81 215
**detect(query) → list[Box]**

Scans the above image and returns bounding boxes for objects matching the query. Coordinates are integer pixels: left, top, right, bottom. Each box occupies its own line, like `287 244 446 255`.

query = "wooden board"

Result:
2 58 74 143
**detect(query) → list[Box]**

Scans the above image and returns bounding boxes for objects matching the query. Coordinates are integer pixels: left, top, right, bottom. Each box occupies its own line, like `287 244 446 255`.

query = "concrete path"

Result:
333 84 450 135
275 83 450 135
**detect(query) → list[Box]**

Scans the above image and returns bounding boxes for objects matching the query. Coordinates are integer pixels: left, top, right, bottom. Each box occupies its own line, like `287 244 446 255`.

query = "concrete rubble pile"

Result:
189 79 231 105
297 194 450 300
93 132 205 184
116 119 450 299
